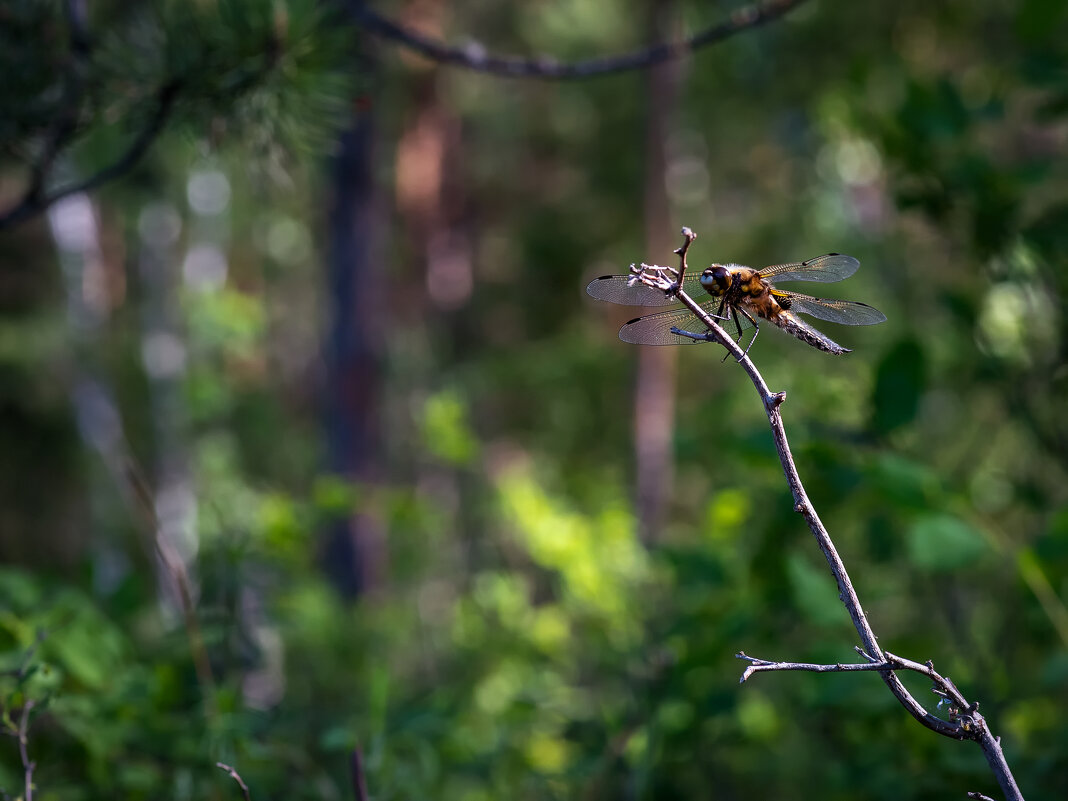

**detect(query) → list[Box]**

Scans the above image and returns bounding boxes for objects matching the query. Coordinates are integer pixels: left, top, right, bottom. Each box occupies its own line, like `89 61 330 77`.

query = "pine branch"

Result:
0 0 184 232
30 1 92 192
0 80 181 232
0 0 806 230
353 0 810 79
0 1 315 232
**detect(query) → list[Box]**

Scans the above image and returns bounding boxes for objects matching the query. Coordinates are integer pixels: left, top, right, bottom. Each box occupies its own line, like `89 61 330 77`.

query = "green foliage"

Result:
421 390 479 466
0 0 356 188
2 0 1068 799
906 514 987 571
0 0 68 149
872 338 925 433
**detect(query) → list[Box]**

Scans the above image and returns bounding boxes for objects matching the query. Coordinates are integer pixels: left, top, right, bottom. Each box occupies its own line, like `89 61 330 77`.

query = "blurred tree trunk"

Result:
135 199 200 617
322 15 387 597
392 0 479 571
392 0 471 318
635 0 683 544
50 191 137 580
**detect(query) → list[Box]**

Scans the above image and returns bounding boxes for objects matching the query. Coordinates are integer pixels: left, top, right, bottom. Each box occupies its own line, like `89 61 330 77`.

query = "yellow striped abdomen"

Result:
774 310 851 355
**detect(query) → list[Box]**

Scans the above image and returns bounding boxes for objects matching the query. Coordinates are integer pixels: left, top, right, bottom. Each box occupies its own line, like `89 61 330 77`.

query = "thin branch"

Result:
216 762 251 801
737 652 895 682
22 0 94 208
0 80 181 232
62 386 215 698
968 794 997 801
350 748 369 801
353 0 810 79
18 701 36 801
113 404 217 703
628 229 1024 801
737 651 974 714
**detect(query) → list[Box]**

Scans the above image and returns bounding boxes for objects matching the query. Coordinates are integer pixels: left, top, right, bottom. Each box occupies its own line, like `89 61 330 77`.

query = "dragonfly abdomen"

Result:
775 311 851 355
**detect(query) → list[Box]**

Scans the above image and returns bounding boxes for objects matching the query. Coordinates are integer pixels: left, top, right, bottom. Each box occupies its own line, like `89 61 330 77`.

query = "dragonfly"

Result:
586 253 886 355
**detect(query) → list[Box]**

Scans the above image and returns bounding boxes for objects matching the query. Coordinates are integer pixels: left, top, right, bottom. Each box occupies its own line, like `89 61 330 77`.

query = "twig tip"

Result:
216 762 251 801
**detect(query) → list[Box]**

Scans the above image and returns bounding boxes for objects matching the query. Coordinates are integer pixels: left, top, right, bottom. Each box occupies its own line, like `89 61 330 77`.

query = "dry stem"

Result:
353 0 809 79
216 762 251 801
18 701 36 801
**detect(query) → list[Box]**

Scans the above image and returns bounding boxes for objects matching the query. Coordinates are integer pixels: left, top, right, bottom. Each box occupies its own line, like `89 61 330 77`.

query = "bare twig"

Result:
737 652 895 682
628 229 1024 801
736 651 975 714
112 402 217 703
216 762 251 801
353 0 809 79
968 794 997 801
350 748 369 801
0 80 182 231
44 208 216 711
18 701 36 801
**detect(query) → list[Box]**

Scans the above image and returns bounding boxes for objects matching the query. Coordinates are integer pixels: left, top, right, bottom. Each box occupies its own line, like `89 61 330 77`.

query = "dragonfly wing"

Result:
759 253 860 283
586 273 704 306
773 291 887 325
618 301 730 345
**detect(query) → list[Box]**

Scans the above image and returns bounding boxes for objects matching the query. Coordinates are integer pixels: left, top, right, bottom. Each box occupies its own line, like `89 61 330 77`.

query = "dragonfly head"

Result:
700 265 732 297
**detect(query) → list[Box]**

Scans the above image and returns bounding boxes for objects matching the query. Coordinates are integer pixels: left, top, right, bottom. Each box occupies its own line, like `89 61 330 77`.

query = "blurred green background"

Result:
1 0 1066 799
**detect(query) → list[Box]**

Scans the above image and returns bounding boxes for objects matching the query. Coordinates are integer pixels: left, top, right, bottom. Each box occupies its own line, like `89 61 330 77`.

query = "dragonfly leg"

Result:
671 298 735 346
718 303 747 363
738 307 760 358
710 301 736 362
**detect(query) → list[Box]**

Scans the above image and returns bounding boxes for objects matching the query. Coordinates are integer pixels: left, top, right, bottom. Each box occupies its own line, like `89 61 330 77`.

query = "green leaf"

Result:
907 515 988 571
319 725 356 752
871 338 926 433
787 553 845 628
866 454 940 510
421 390 479 466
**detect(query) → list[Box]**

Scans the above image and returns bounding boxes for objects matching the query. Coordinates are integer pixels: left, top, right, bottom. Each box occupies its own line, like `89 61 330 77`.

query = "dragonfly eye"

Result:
700 266 732 294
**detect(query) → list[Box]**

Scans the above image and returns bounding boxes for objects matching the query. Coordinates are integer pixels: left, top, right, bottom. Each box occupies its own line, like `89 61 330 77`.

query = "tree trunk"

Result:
322 33 387 597
635 0 684 544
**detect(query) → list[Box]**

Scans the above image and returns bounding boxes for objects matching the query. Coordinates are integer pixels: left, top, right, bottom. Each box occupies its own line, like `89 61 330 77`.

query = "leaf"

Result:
787 553 845 628
421 390 479 466
871 338 926 433
907 514 988 571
